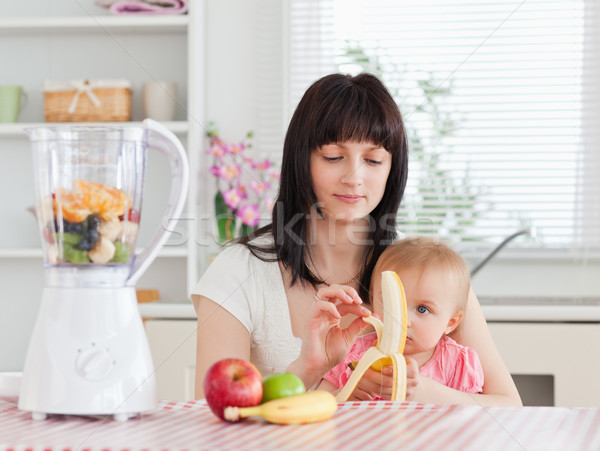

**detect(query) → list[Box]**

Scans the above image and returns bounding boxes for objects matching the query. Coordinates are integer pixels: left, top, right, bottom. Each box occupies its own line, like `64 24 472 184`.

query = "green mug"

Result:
0 85 27 123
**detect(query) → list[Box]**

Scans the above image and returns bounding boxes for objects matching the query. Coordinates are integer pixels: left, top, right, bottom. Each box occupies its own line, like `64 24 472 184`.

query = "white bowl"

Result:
0 372 22 397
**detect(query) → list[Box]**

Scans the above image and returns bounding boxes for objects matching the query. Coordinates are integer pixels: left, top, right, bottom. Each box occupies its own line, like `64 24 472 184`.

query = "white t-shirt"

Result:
191 239 302 376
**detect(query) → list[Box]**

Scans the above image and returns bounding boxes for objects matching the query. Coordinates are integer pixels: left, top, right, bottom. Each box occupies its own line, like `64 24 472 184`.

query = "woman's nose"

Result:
340 160 364 185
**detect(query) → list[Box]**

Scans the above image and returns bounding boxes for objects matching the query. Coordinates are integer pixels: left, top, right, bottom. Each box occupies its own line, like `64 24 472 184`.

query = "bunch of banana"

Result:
223 390 338 425
336 270 408 402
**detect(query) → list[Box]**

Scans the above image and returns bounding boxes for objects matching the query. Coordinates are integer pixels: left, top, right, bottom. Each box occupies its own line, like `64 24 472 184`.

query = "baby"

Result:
322 236 483 398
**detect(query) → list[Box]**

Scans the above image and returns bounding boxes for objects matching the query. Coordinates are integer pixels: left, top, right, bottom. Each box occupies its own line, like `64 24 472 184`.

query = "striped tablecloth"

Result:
1 396 599 450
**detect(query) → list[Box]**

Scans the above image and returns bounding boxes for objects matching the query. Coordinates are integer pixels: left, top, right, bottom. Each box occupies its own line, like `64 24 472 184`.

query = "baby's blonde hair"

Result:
370 236 471 310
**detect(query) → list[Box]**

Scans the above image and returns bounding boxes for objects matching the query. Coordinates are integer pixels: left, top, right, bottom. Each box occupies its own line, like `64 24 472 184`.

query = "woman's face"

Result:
310 141 392 223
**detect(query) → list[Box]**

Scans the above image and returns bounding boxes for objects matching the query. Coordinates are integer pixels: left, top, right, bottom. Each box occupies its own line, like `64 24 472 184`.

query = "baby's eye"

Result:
417 305 430 314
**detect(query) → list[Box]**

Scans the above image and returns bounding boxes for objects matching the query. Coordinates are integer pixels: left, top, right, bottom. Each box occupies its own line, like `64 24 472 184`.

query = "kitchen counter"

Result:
139 302 196 319
1 397 598 450
138 298 600 322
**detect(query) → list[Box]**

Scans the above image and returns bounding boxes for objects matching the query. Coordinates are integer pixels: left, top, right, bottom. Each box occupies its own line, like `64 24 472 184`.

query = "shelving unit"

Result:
0 15 189 32
0 2 205 373
0 121 190 136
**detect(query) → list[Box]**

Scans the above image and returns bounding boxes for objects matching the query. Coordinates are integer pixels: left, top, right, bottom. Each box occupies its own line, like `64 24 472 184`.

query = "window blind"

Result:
283 0 600 256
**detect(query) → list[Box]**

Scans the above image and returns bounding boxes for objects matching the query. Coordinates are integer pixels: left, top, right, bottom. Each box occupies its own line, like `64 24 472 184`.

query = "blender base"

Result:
31 411 139 422
19 285 157 419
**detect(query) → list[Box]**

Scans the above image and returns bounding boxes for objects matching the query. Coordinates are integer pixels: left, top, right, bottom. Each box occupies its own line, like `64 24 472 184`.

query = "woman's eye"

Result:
323 156 342 162
366 159 383 166
417 305 429 314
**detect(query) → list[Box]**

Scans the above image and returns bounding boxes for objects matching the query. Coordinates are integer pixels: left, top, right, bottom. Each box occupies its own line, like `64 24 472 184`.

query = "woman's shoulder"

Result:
212 233 275 263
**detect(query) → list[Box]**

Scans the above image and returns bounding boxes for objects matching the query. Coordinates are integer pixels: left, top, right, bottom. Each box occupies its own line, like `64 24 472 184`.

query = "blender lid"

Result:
25 124 147 143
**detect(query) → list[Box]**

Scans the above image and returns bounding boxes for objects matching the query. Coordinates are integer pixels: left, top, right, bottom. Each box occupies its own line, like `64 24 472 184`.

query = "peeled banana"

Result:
223 390 337 424
336 271 408 402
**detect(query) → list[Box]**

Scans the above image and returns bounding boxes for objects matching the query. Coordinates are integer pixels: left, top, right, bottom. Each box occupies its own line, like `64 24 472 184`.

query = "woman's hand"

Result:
292 284 371 388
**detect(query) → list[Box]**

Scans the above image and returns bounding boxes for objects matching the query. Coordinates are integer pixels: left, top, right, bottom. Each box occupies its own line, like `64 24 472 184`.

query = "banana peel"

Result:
336 271 408 401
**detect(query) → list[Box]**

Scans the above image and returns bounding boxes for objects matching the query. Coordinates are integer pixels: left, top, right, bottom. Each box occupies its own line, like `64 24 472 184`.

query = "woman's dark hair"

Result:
240 73 408 301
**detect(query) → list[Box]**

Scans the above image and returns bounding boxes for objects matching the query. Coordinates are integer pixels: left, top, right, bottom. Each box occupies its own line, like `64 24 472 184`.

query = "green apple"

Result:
261 372 306 403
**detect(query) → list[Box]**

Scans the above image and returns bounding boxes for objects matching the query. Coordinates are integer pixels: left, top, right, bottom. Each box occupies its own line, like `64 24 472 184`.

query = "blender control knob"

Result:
76 349 114 380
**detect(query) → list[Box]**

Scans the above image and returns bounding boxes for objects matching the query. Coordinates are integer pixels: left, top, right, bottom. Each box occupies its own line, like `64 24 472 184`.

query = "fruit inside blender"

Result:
39 179 139 265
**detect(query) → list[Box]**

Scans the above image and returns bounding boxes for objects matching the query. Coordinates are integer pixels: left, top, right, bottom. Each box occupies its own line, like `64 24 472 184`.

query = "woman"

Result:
192 73 521 405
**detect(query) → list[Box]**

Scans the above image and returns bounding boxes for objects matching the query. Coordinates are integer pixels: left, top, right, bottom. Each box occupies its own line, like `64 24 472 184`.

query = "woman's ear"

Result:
444 310 464 335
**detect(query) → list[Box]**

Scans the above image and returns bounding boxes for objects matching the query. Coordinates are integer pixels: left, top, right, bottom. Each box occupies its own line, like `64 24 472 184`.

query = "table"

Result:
1 397 599 450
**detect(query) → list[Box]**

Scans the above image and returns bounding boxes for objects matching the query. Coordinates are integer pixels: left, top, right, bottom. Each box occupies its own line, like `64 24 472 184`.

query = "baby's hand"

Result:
404 356 420 400
348 366 395 401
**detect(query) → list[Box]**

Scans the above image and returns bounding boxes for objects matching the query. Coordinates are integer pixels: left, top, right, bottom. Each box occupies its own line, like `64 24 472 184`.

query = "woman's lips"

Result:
334 194 364 203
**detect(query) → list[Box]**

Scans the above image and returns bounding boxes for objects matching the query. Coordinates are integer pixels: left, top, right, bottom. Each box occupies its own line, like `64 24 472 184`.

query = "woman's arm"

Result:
194 295 251 399
425 287 522 406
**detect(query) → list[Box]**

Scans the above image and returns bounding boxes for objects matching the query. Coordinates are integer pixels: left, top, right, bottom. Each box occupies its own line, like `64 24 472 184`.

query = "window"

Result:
283 0 599 256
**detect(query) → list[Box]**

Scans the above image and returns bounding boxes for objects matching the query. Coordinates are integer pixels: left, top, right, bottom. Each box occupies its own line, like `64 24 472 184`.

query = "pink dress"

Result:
323 333 484 393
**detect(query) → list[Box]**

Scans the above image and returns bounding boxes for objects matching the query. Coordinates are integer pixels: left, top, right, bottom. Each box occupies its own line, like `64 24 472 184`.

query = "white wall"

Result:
205 0 263 142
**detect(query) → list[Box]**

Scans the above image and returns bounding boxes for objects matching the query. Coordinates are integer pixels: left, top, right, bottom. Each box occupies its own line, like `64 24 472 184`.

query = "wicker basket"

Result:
43 79 132 122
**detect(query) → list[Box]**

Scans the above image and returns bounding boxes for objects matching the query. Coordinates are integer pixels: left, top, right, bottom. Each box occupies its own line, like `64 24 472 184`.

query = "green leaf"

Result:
215 191 236 243
239 223 257 239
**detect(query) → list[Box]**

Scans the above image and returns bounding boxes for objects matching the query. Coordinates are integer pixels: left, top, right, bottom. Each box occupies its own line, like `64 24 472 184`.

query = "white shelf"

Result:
0 248 42 258
0 121 189 137
0 247 188 259
0 15 188 33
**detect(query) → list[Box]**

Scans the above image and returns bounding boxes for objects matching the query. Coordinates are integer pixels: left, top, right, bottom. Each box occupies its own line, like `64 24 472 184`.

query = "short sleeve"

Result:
190 244 260 334
448 343 485 394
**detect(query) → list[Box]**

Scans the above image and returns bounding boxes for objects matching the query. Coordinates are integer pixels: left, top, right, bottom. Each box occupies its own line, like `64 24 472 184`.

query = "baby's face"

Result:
371 266 463 357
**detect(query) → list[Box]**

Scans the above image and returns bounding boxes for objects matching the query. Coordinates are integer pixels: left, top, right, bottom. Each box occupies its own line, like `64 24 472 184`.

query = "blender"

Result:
19 119 189 420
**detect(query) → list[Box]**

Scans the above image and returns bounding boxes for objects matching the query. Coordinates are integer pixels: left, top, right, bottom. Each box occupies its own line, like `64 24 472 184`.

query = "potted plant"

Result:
206 126 279 243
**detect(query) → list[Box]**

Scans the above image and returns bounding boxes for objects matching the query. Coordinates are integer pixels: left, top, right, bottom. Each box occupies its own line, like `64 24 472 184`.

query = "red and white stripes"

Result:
1 397 599 450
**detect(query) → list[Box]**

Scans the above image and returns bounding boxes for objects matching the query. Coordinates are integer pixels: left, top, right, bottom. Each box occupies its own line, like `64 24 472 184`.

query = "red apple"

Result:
204 358 263 421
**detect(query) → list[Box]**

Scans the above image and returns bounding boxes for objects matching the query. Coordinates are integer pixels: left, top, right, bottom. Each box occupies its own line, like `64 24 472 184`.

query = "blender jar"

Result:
29 125 146 286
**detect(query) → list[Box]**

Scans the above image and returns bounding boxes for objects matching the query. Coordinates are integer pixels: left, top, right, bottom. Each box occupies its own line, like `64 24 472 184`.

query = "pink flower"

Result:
236 183 249 199
253 159 271 170
227 143 246 155
208 143 226 158
237 204 260 227
223 188 242 210
268 168 281 180
221 164 242 181
250 180 271 195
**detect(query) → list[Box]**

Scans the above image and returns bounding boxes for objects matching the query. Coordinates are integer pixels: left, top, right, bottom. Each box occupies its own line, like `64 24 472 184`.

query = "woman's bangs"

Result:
313 105 396 150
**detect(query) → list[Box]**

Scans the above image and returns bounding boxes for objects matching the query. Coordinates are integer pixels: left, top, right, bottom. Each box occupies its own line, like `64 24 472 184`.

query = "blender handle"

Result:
127 119 189 286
